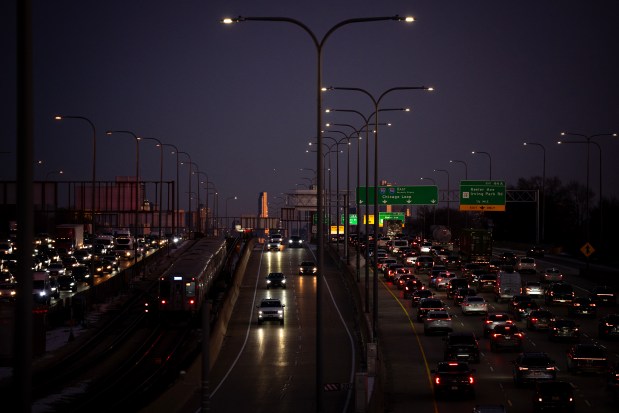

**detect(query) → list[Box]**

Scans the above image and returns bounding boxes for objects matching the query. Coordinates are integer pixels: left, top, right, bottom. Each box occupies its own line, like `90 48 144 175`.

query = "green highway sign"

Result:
459 180 506 211
356 186 438 205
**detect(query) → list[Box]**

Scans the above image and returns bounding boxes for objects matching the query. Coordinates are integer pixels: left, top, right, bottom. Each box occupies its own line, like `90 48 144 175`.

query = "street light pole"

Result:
54 115 97 238
327 85 433 341
106 130 140 266
434 169 450 227
177 151 193 235
420 177 437 226
225 196 237 232
140 137 164 239
449 159 468 180
471 150 492 180
161 143 180 239
222 15 415 411
523 142 546 243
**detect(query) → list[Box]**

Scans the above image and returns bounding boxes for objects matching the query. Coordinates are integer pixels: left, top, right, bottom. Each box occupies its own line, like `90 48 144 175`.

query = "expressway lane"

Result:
369 251 619 413
178 242 358 413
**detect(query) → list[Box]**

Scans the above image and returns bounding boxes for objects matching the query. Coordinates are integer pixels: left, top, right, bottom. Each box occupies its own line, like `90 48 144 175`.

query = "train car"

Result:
157 238 227 316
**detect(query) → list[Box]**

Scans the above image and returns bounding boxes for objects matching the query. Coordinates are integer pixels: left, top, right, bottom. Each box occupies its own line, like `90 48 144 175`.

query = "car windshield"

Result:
261 300 281 307
467 297 484 303
537 382 572 395
520 355 551 366
438 363 469 372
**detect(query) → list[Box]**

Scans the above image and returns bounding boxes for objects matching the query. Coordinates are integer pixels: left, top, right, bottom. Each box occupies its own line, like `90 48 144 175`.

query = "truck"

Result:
431 225 454 252
55 224 84 252
494 271 522 303
458 229 492 264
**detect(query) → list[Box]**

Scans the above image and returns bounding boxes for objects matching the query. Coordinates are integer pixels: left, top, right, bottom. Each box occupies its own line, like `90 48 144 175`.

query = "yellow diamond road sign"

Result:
580 242 595 257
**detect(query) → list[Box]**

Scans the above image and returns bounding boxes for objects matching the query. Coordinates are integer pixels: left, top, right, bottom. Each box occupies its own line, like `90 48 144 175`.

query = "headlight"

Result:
258 311 263 315
278 310 283 314
267 280 271 284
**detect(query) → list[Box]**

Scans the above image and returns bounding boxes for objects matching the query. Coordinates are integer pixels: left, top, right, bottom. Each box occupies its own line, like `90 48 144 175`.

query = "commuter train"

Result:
157 237 227 315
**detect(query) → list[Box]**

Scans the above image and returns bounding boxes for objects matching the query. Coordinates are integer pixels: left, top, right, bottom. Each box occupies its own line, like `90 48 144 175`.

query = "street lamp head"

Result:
221 16 244 24
54 115 62 120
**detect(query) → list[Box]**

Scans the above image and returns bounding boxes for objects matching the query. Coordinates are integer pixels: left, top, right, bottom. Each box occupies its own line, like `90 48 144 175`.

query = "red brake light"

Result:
469 376 475 384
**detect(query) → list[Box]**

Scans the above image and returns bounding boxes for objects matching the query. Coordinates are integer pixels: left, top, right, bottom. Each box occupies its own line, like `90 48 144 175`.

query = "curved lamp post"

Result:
420 177 437 226
161 143 181 238
326 85 433 341
45 169 63 181
54 115 97 237
225 196 237 231
557 132 616 258
523 142 546 243
449 159 468 180
222 14 414 409
471 150 492 180
434 169 450 227
106 130 140 265
140 137 164 239
177 151 193 234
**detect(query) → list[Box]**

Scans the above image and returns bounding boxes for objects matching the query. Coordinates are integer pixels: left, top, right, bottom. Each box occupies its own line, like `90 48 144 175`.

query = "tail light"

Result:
468 376 475 384
435 377 441 384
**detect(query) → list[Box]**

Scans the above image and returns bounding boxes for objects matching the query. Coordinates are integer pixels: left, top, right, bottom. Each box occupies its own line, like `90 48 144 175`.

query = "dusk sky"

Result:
2 1 618 219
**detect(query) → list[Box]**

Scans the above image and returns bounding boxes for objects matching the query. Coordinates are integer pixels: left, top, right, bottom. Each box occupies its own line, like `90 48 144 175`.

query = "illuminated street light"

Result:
222 14 415 410
45 169 63 181
471 150 492 180
326 85 433 341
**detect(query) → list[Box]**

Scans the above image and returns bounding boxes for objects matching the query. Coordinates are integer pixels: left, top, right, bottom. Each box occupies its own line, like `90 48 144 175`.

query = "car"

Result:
266 237 281 251
287 235 303 248
527 245 545 258
423 310 453 335
419 242 433 254
71 264 92 284
526 309 554 331
57 274 78 292
385 263 405 281
431 361 476 398
589 285 617 306
72 249 92 263
516 257 537 274
599 313 619 339
461 296 489 315
513 300 540 321
61 255 80 268
567 297 597 317
411 289 434 307
548 318 580 341
444 332 480 363
88 258 114 276
256 298 285 325
414 255 434 274
454 287 478 306
544 282 574 305
566 343 608 374
0 282 17 302
513 352 557 386
404 254 418 267
490 324 524 352
501 251 517 265
379 258 397 273
46 262 66 277
402 278 424 299
266 272 286 289
102 253 120 272
540 267 563 283
417 298 445 322
299 261 317 276
446 278 469 298
394 268 414 287
482 312 514 338
508 294 532 312
473 273 497 292
524 281 544 298
435 272 458 291
532 381 575 412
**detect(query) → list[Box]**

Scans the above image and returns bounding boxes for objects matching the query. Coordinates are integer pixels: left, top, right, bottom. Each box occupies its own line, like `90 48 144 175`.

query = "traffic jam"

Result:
366 233 619 412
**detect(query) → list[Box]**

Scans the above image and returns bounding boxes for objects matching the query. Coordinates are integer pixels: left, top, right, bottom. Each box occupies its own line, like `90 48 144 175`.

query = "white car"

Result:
423 310 453 335
461 296 489 315
405 255 418 267
524 281 544 298
516 257 536 274
420 242 433 253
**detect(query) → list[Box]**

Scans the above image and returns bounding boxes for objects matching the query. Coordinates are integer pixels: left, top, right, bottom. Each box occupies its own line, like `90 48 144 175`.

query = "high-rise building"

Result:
259 192 268 218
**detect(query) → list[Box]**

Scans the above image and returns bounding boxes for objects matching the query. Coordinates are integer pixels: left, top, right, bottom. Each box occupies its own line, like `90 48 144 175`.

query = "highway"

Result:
350 247 619 412
171 242 361 413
